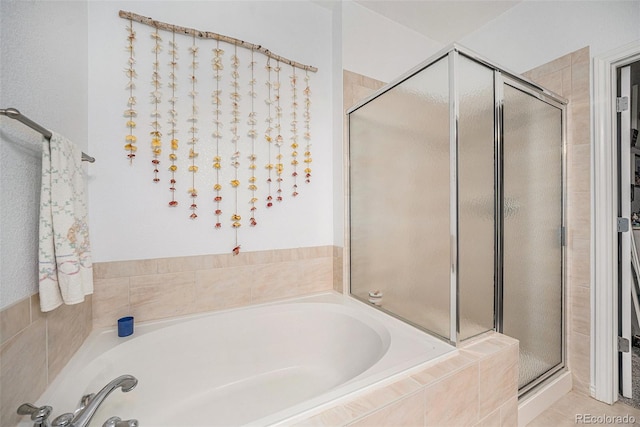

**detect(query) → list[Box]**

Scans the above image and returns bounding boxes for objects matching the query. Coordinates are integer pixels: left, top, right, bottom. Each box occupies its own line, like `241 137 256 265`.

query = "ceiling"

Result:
352 0 523 44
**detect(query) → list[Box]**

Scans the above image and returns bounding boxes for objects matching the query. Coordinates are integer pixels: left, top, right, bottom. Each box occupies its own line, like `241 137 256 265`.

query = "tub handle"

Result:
17 403 52 427
103 416 139 427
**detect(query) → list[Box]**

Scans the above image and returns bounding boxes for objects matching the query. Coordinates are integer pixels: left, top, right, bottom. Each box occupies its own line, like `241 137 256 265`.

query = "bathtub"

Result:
30 292 455 426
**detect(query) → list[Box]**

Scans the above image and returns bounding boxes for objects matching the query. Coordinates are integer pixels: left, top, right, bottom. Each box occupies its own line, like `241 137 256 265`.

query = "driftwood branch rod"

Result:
118 10 318 73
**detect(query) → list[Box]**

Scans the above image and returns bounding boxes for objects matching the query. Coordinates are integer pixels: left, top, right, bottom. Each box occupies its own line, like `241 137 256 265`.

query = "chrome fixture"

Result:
103 416 139 427
17 403 53 427
0 107 95 162
49 375 138 427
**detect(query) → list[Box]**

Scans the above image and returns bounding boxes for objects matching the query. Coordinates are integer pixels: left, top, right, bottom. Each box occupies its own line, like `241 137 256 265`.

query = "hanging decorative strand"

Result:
265 59 274 208
187 36 200 219
212 41 224 229
290 65 299 197
274 61 283 202
124 20 137 162
167 32 179 207
119 10 318 73
303 70 312 183
150 29 162 182
230 46 242 245
247 50 258 227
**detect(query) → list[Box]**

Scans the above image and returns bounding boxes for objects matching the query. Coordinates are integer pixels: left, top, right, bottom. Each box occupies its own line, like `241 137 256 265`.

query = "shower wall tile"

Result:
0 296 30 346
0 318 47 427
129 272 196 322
92 277 130 328
0 294 92 427
92 246 335 327
571 285 590 336
194 272 252 313
46 296 92 383
93 258 158 280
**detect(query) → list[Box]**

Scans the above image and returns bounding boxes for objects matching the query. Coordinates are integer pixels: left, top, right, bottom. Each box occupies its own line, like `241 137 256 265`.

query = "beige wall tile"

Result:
30 294 46 324
92 277 130 328
194 267 253 312
46 297 92 383
1 320 47 427
349 391 425 427
298 257 333 292
522 53 571 81
93 258 158 279
250 261 303 303
293 406 352 426
500 396 518 427
0 296 30 346
535 70 564 97
461 332 518 359
333 254 344 293
130 272 196 322
571 60 590 105
561 68 572 99
411 351 478 386
425 363 479 426
156 255 207 274
571 284 590 336
343 377 422 420
568 237 590 287
478 345 519 419
569 330 591 395
474 408 500 427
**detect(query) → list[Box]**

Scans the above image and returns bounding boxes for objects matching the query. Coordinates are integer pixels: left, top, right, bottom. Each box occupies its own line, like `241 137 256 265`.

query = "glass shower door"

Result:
501 80 564 393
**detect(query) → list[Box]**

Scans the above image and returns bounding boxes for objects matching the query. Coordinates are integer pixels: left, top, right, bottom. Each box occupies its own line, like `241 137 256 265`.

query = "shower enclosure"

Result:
347 45 566 395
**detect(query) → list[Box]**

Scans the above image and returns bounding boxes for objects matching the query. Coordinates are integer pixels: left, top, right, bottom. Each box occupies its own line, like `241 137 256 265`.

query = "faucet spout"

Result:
68 375 138 427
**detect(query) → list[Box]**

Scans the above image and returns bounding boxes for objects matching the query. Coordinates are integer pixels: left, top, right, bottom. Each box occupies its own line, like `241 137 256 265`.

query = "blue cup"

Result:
118 316 134 337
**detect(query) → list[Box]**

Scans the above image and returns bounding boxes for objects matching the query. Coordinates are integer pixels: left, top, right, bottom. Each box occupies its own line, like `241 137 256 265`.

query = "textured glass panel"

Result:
349 58 450 340
502 84 563 389
458 56 495 340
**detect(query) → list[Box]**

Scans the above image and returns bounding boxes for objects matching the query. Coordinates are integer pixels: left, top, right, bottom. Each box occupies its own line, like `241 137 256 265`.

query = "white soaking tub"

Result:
29 293 455 426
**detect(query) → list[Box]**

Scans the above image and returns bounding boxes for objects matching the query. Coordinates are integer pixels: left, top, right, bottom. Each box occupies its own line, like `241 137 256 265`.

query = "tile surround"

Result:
0 295 91 427
294 331 519 426
92 246 335 327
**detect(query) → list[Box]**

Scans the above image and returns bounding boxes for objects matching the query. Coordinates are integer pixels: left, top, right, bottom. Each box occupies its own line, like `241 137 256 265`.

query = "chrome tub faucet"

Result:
18 374 138 427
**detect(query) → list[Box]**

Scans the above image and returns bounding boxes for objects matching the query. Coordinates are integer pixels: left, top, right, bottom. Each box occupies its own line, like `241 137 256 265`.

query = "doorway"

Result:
617 59 640 408
593 41 640 406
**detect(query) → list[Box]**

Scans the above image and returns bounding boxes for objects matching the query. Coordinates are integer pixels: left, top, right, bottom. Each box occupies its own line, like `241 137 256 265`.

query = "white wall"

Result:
0 1 88 310
341 0 443 84
460 0 640 74
88 1 333 262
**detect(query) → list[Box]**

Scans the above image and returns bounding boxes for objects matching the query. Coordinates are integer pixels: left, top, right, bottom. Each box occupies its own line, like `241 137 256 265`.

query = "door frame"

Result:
592 40 640 404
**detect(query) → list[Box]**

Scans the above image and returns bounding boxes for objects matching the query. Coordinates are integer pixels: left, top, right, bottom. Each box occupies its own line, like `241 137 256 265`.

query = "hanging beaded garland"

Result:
212 42 224 229
274 61 283 202
264 59 274 208
247 50 258 227
187 36 199 219
150 29 162 182
124 20 137 162
290 65 299 197
167 32 179 207
230 46 241 236
119 11 319 253
303 71 312 183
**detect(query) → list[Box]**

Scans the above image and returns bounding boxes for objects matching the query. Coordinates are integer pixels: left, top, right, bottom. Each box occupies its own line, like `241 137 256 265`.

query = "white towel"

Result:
38 132 93 312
